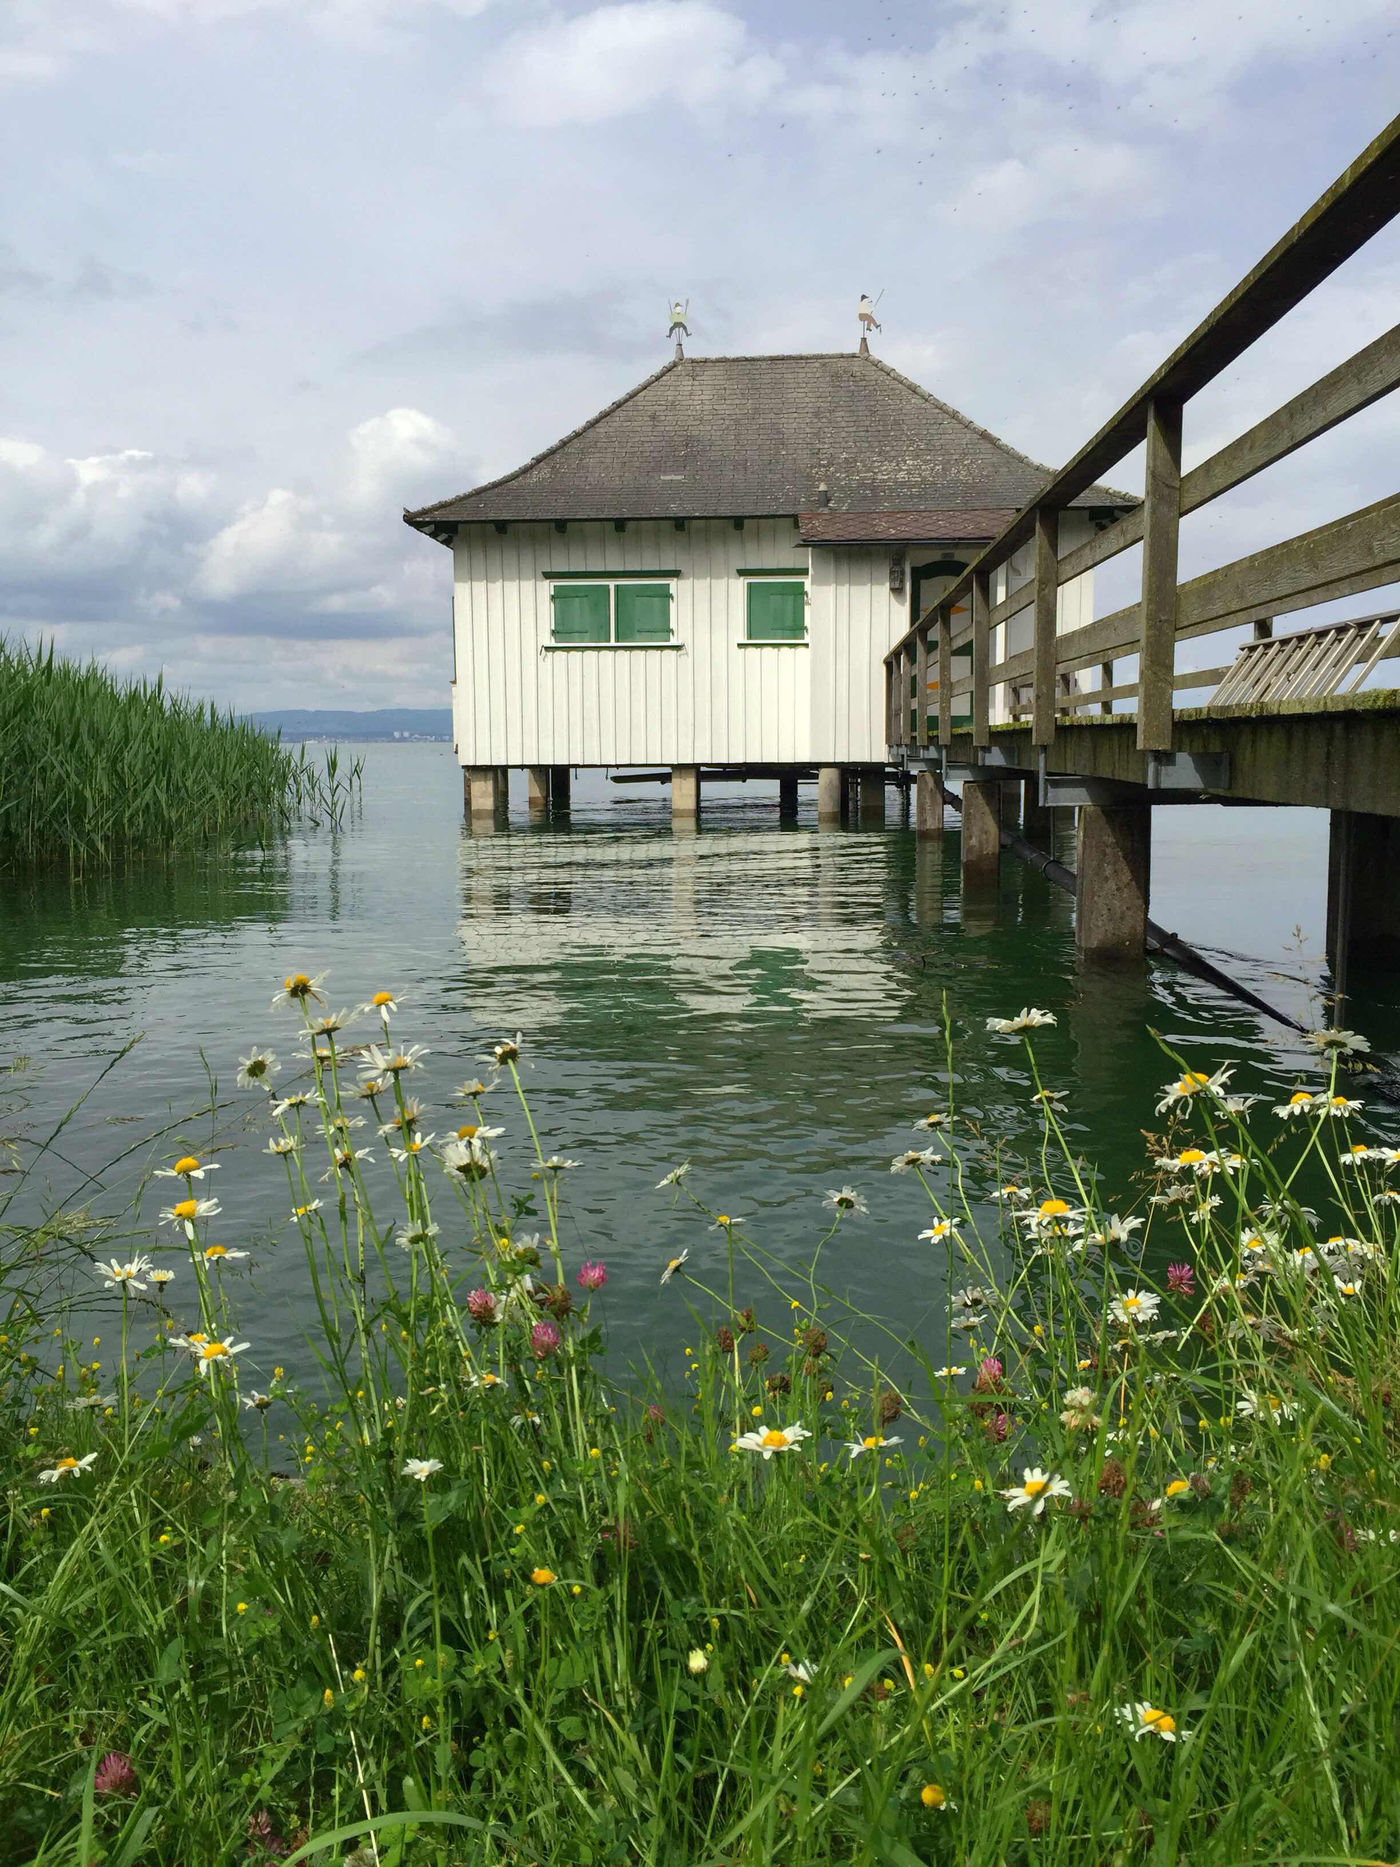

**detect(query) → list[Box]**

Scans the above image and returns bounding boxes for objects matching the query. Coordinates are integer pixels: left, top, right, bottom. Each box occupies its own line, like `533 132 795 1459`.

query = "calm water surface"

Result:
4 745 1399 1383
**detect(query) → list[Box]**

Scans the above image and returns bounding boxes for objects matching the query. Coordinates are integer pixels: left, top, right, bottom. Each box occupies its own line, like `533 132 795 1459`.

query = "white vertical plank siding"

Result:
451 520 919 769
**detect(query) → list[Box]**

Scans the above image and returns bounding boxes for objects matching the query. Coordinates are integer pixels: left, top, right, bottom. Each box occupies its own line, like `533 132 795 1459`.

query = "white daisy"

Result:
271 971 329 1010
94 1256 152 1291
1273 1090 1321 1119
358 990 403 1025
1118 1701 1187 1742
1109 1290 1161 1327
362 1042 429 1078
289 1199 324 1222
660 1250 689 1285
192 1338 250 1377
782 1659 813 1682
656 1162 691 1188
236 1048 281 1089
1155 1067 1232 1113
148 1267 175 1289
919 1219 957 1241
932 1365 968 1379
985 1008 1056 1035
38 1453 99 1484
389 1134 437 1163
153 1156 219 1181
824 1186 869 1216
1304 1028 1370 1056
845 1434 902 1459
266 1136 298 1157
890 1148 939 1175
1235 1389 1297 1423
912 1111 947 1131
733 1423 812 1460
402 1457 444 1482
1000 1468 1070 1515
159 1196 221 1237
202 1244 249 1267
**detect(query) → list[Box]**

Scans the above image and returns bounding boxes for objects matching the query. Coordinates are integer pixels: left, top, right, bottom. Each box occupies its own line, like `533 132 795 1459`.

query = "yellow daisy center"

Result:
1122 1296 1141 1311
716 1214 732 1225
205 1246 227 1260
203 1342 229 1360
173 1199 198 1221
530 1567 555 1585
55 1457 79 1471
1288 1091 1313 1105
1142 1707 1175 1734
1179 1072 1210 1092
1165 1480 1190 1498
862 1436 880 1449
760 1429 789 1449
1038 1198 1070 1218
173 1155 200 1175
285 973 311 993
1178 1148 1206 1164
921 1784 946 1809
457 1124 478 1139
1023 1478 1048 1497
372 991 394 1007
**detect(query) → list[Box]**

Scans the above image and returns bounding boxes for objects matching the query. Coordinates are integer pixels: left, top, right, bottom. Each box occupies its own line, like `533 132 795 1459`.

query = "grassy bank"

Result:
0 640 358 870
2 985 1399 1864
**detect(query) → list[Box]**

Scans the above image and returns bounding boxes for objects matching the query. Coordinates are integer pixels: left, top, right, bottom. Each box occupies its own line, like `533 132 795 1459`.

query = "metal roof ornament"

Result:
668 298 691 359
858 292 883 357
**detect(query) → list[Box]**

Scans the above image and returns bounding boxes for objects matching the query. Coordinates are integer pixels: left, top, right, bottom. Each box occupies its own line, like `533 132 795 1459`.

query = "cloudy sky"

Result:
1 0 1396 711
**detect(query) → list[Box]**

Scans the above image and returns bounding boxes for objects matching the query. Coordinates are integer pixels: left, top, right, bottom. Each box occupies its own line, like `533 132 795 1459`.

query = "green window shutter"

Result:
551 583 610 642
746 580 806 640
613 582 672 643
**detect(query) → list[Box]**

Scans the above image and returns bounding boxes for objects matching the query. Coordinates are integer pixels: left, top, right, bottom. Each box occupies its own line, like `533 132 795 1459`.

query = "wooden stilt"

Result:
961 781 1001 885
816 766 843 825
778 773 799 818
671 766 700 821
915 770 943 839
526 767 549 815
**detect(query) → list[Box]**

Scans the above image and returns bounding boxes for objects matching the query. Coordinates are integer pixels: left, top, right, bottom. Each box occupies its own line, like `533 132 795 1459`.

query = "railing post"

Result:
972 568 991 748
937 608 952 746
915 627 930 748
1138 397 1183 752
1032 508 1059 746
885 658 897 749
1100 661 1114 716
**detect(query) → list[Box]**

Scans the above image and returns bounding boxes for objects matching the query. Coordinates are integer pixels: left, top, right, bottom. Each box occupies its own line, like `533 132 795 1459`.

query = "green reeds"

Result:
3 991 1400 1863
0 639 359 870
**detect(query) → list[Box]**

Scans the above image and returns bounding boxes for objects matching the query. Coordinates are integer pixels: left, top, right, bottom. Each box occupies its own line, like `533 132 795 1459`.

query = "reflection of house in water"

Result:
406 344 1131 826
456 828 927 1033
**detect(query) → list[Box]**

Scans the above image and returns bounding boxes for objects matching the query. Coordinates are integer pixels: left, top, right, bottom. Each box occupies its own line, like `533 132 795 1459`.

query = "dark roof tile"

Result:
405 354 1136 530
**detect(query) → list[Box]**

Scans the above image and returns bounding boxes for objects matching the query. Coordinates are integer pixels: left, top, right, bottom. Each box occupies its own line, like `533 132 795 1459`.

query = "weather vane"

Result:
667 298 691 359
858 292 884 338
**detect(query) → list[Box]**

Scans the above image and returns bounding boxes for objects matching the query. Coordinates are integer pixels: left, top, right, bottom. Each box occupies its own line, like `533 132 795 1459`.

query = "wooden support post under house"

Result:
778 772 799 818
526 767 550 815
1032 507 1059 747
960 781 1001 886
972 568 992 748
816 766 843 825
548 766 571 811
671 766 700 821
466 767 500 820
915 769 943 839
1137 398 1183 752
1075 800 1151 961
858 768 886 825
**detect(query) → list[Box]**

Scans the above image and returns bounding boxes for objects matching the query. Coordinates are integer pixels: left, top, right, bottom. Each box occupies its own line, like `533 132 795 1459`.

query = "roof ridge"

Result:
405 356 684 520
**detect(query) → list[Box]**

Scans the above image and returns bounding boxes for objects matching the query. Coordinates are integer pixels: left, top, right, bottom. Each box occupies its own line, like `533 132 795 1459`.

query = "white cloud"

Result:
345 407 458 509
0 439 214 580
481 2 782 126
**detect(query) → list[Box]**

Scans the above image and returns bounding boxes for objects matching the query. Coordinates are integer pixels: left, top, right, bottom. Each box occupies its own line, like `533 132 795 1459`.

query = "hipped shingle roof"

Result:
404 354 1134 534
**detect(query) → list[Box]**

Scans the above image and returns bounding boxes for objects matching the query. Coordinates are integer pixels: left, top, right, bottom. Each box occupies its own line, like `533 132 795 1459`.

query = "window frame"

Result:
545 574 679 648
741 574 809 644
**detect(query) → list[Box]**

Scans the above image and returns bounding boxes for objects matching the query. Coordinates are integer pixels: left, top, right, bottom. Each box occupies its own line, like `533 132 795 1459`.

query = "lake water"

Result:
4 745 1399 1384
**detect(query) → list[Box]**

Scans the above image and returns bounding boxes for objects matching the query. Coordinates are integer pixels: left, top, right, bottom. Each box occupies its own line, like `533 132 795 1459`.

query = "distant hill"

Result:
247 708 452 742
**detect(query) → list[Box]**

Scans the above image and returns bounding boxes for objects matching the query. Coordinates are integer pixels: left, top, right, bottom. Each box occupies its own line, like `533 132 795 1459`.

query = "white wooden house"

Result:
405 349 1132 820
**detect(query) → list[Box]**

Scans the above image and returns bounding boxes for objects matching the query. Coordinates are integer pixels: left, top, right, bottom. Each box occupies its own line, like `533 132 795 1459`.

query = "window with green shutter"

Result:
613 582 672 642
550 583 610 643
745 580 807 640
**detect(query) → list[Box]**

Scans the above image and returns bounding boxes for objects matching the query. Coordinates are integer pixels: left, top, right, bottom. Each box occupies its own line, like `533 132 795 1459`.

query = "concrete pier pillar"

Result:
526 767 550 816
960 781 1002 886
1075 800 1150 961
915 770 943 839
1328 811 1400 987
1021 775 1053 846
817 766 843 826
671 765 700 822
466 767 501 822
778 772 799 819
549 766 571 812
858 768 886 826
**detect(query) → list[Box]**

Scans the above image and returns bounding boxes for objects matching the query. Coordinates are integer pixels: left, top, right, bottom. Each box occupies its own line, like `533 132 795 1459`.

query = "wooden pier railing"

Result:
884 113 1400 759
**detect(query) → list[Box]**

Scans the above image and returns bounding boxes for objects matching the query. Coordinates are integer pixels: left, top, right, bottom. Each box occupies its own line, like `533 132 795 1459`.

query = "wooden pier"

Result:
883 114 1400 989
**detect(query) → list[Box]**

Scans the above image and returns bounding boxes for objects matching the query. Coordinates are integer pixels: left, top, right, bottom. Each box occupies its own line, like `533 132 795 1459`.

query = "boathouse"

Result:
404 347 1134 821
